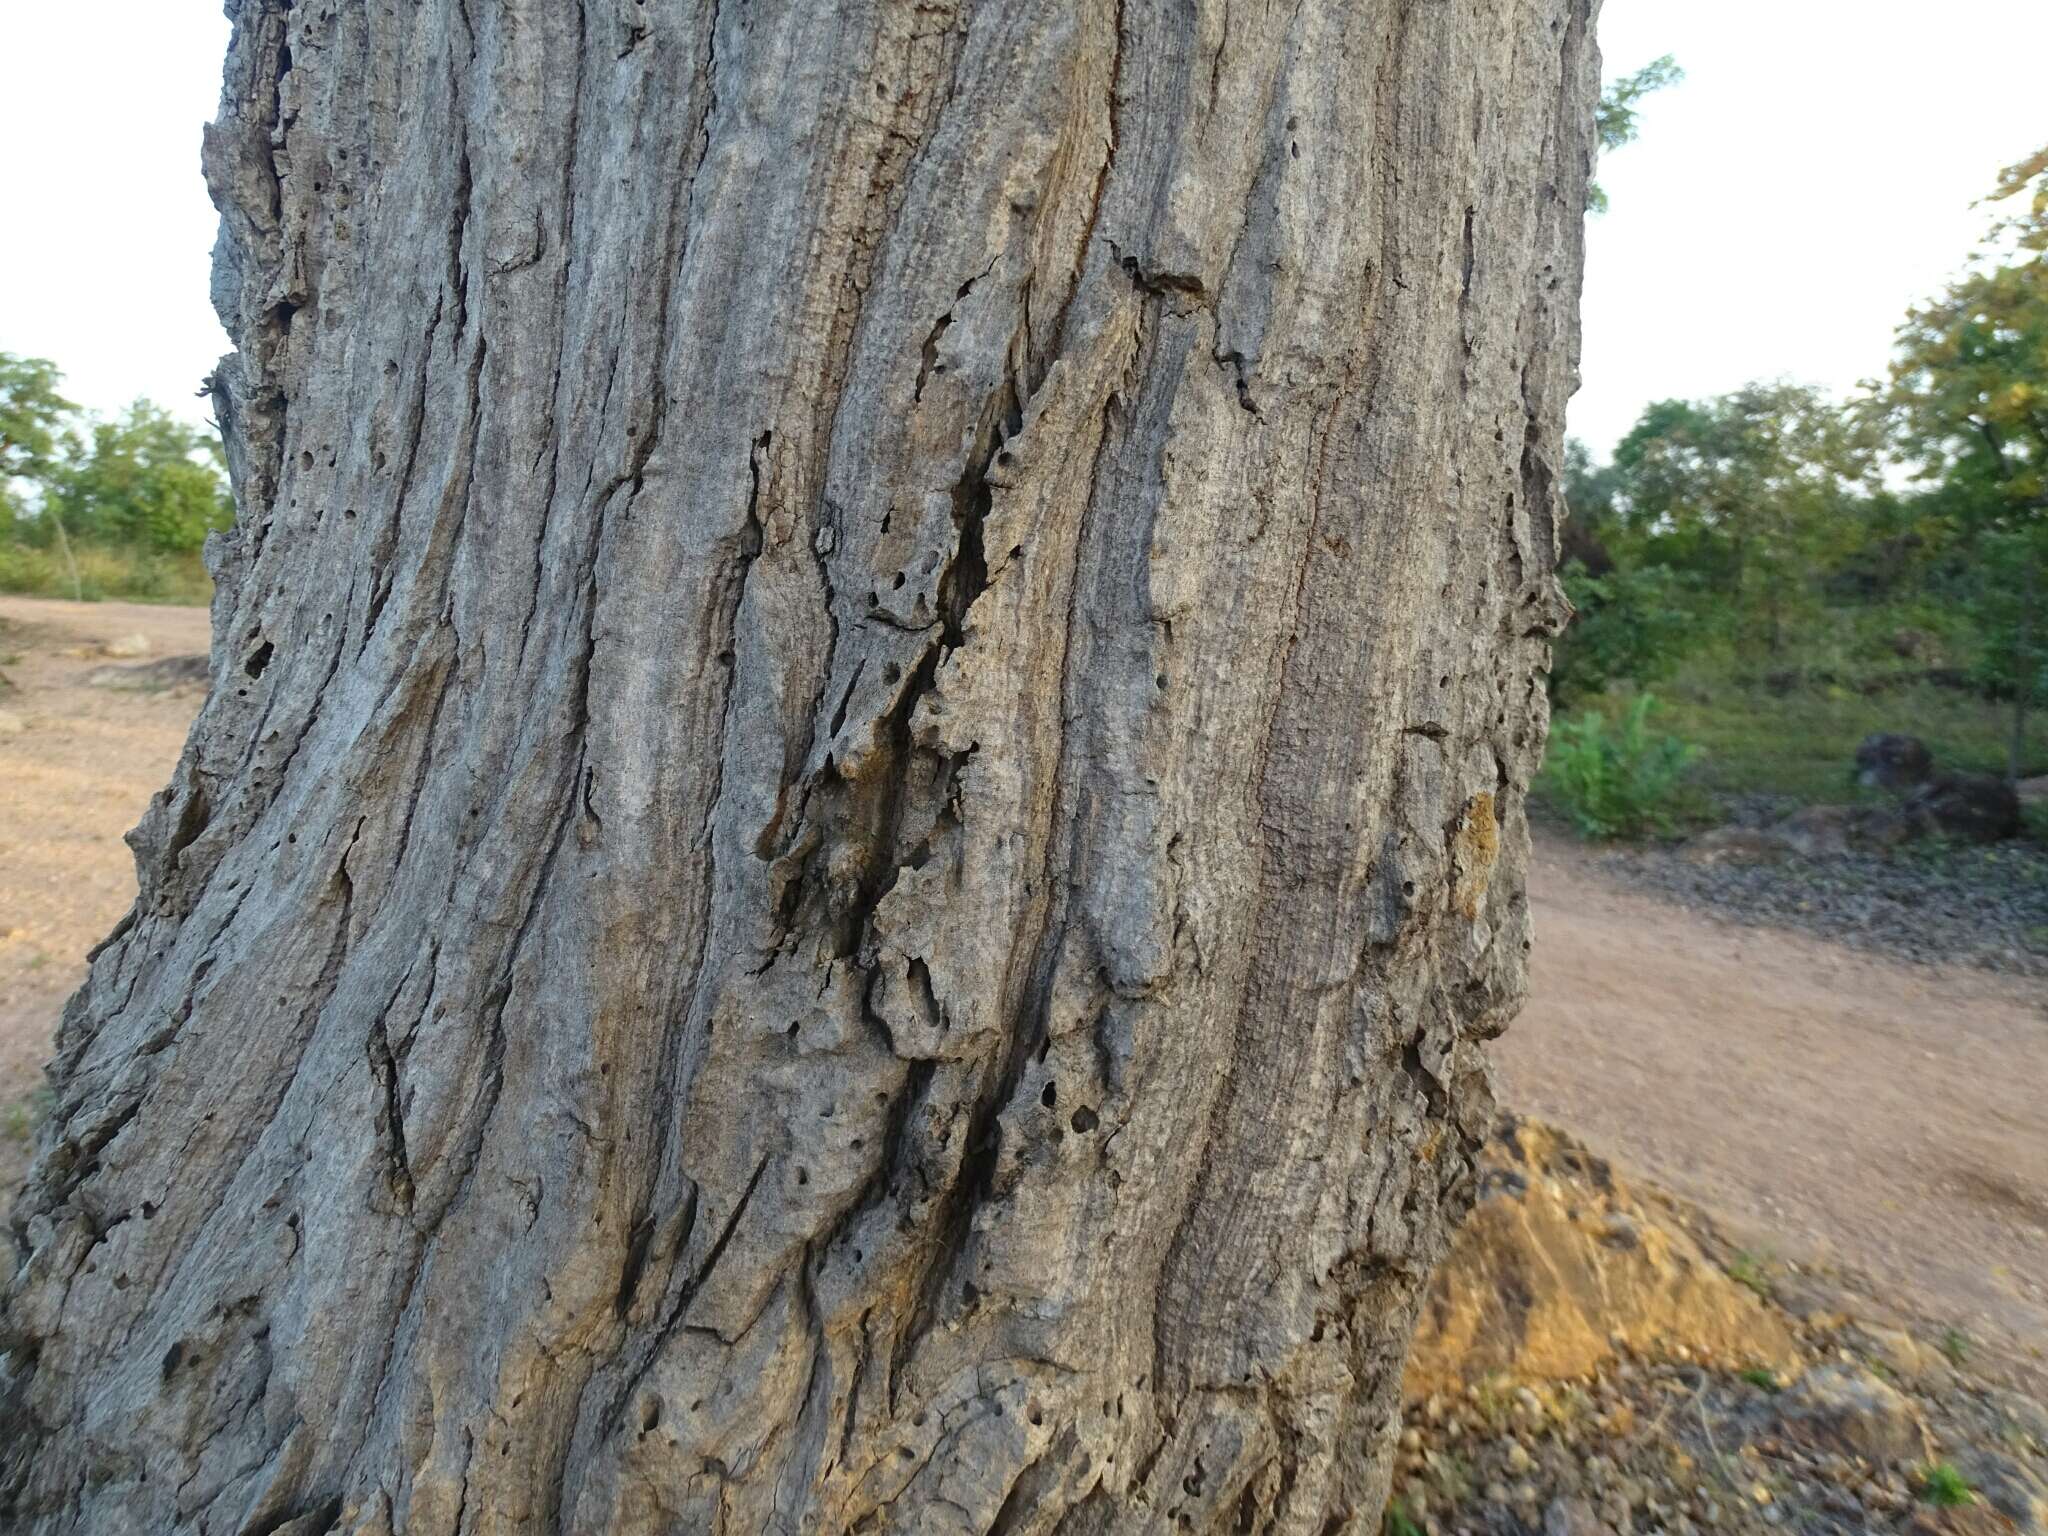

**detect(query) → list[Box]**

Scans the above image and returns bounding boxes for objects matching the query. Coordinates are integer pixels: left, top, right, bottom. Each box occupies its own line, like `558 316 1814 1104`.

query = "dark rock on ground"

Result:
83 654 211 692
1904 773 2023 844
1858 733 1937 792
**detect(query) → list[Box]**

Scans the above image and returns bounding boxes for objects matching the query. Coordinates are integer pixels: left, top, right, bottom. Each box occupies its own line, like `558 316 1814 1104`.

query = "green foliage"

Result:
1738 1367 1781 1393
1607 384 1879 654
1938 1327 1971 1366
45 400 233 555
1961 525 2048 706
1725 1250 1775 1299
1589 55 1683 213
1886 146 2048 777
1 354 77 511
1916 1462 1976 1508
1628 659 2016 804
0 353 228 603
1382 1499 1426 1536
1553 560 1696 702
1550 154 2048 809
1541 694 1697 840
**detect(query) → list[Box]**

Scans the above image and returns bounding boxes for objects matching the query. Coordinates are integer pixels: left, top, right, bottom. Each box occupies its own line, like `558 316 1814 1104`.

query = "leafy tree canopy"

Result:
1590 55 1683 213
1889 145 2048 521
47 400 233 555
0 353 231 555
0 353 78 513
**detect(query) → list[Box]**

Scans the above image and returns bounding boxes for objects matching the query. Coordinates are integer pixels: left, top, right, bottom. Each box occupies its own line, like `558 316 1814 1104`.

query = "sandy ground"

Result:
1502 839 2048 1356
0 596 212 1188
1 593 2043 1359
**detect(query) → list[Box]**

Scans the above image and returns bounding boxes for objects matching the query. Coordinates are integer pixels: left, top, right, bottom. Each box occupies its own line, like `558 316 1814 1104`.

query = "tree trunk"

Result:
46 509 82 604
2012 545 2036 783
2 2 1594 1532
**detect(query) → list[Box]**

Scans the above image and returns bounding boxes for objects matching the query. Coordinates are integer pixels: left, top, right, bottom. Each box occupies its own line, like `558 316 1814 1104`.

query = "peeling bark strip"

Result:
1 1 1595 1531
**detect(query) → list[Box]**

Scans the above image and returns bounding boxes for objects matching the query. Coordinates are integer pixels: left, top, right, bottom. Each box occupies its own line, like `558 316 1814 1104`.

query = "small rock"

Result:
1544 1497 1617 1536
85 654 210 691
1904 771 2023 843
1991 1390 2048 1453
1858 1327 1944 1386
1955 1449 2048 1536
101 631 152 659
1682 826 1791 865
1507 1442 1534 1474
1485 1481 1511 1505
1774 804 1862 858
1907 1504 2028 1536
1855 732 1935 791
1774 1366 1928 1464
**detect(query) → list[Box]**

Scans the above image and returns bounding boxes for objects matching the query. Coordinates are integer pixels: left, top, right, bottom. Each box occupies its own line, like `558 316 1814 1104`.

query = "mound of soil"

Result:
1399 1120 2048 1536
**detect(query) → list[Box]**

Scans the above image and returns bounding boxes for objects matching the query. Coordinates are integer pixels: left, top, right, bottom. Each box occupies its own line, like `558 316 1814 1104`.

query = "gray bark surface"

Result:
2 1 1595 1531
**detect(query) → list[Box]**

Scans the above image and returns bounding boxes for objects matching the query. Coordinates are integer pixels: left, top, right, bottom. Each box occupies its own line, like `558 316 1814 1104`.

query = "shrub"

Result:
0 539 212 605
1541 693 1697 840
1551 561 1696 702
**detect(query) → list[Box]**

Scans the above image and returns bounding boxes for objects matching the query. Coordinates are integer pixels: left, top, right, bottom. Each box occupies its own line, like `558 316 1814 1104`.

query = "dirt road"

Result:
2 594 2044 1358
0 596 211 1188
1502 839 2048 1355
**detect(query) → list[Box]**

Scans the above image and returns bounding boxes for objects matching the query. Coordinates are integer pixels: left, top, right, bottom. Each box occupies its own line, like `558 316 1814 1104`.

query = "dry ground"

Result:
2 594 2044 1370
0 596 212 1188
1502 840 2048 1360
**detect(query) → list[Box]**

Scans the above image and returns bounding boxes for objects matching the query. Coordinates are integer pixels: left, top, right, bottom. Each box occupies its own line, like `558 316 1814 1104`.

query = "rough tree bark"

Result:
2 1 1594 1531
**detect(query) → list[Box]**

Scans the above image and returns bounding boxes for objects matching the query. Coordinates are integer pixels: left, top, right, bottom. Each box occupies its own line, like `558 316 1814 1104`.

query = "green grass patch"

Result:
1647 671 2018 804
1725 1250 1774 1299
1916 1462 1976 1508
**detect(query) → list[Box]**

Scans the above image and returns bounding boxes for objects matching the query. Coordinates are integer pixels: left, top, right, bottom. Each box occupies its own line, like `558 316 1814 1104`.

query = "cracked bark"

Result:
0 1 1596 1532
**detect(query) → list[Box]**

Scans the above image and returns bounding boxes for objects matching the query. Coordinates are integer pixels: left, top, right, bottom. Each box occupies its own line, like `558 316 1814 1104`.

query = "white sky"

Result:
2 3 2045 460
1581 2 2048 457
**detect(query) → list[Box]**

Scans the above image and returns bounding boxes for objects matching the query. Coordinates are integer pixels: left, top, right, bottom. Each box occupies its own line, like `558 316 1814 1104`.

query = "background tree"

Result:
1890 144 2048 779
0 357 232 603
1589 54 1683 213
44 400 233 555
0 354 84 596
1 4 1595 1533
0 354 77 517
1606 383 1877 654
